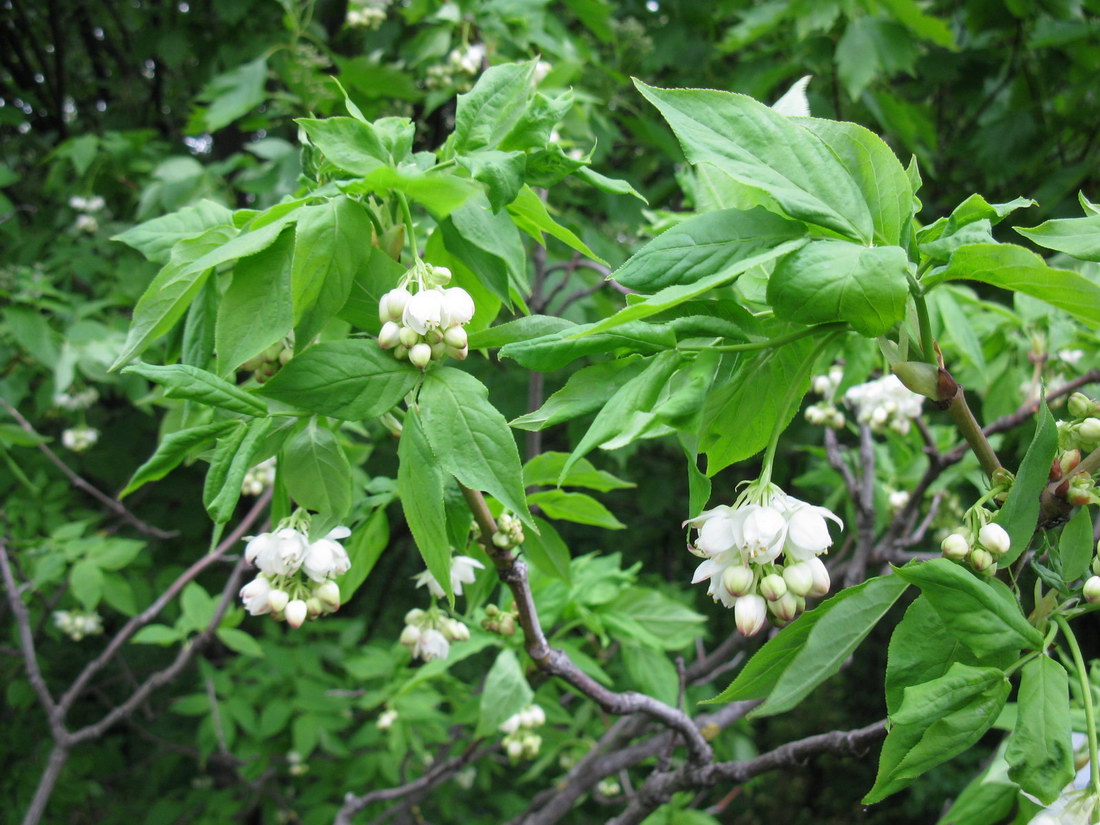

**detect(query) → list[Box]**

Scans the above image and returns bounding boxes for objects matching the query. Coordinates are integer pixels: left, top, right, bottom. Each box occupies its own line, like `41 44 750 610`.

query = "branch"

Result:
0 397 178 540
460 485 713 767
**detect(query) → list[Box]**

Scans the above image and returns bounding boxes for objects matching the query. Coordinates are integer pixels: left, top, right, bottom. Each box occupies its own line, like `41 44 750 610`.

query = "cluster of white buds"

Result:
941 520 1011 574
500 704 545 762
492 512 525 549
345 0 388 28
1062 393 1100 453
53 387 99 411
377 261 475 370
240 517 351 628
400 607 470 662
53 609 103 640
482 603 517 636
61 426 99 452
805 365 846 428
376 708 398 730
414 554 485 599
425 43 486 90
70 195 105 233
843 374 923 435
597 778 622 798
686 479 841 636
241 457 276 496
239 335 294 384
286 750 308 776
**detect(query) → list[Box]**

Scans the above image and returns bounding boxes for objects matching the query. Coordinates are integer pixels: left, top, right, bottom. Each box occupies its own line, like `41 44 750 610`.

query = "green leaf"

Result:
397 409 452 602
454 62 536 154
475 649 534 737
419 368 531 527
613 207 804 291
338 508 389 602
296 116 389 174
699 335 816 475
198 57 268 132
258 340 419 420
893 559 1044 656
1058 506 1094 583
574 166 648 202
131 624 183 645
203 418 275 524
635 81 872 242
180 582 215 631
217 627 265 658
521 516 571 583
995 402 1059 565
506 185 605 263
458 149 526 212
87 539 144 571
836 17 919 100
622 643 679 706
935 747 1025 825
337 245 407 335
499 89 573 152
798 118 914 247
1005 657 1074 804
879 0 957 48
500 321 675 372
864 663 1009 803
282 422 352 517
523 452 634 491
438 195 527 303
468 315 574 350
113 200 234 264
338 165 479 218
0 424 48 447
926 244 1100 328
768 240 910 336
511 359 648 431
578 238 806 337
121 363 267 415
527 490 625 529
708 573 909 713
602 587 706 650
122 420 240 498
111 224 236 370
1016 214 1100 261
69 560 104 611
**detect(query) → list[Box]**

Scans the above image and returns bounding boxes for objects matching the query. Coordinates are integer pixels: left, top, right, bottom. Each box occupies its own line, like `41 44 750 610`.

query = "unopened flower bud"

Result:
505 737 524 761
306 597 323 618
443 326 468 349
892 360 945 400
393 344 408 360
968 548 995 574
767 591 800 622
398 326 420 348
1069 393 1098 419
734 594 767 636
523 733 542 759
1059 450 1082 478
499 613 516 635
285 599 308 628
315 580 340 611
379 287 412 322
446 344 469 361
783 562 815 597
805 557 831 597
430 341 446 361
941 533 970 561
524 704 545 728
409 343 433 369
722 565 755 598
425 328 443 345
500 714 521 735
1079 418 1100 444
759 573 787 601
378 321 402 349
978 523 1011 557
1084 576 1100 603
377 709 398 730
268 589 290 613
399 624 422 646
888 490 910 511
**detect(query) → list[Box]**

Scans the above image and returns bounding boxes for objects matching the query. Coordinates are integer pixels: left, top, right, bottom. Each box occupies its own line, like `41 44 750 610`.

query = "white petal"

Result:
325 526 351 541
772 75 812 117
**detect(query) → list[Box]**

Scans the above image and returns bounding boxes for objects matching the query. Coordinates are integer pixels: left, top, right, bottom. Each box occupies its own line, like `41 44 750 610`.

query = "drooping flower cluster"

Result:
61 426 99 452
492 512 525 550
400 607 470 662
940 518 1011 574
344 0 388 29
376 708 398 730
241 457 276 496
414 555 485 599
53 387 99 411
240 518 351 628
686 481 841 636
425 43 486 91
70 194 105 233
805 364 846 429
500 704 545 762
377 261 474 370
843 374 924 435
53 609 103 641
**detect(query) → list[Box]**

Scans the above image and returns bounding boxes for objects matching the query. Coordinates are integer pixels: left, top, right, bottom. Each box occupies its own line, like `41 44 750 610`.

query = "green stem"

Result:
1075 445 1100 479
907 273 936 365
679 322 846 354
396 192 420 265
760 329 846 485
1056 615 1100 798
945 387 1003 477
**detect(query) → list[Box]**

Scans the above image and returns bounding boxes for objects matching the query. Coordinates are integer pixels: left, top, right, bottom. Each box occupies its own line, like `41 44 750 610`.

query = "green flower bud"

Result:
1084 575 1100 604
759 573 788 601
409 343 432 369
1069 392 1099 420
968 548 995 574
721 565 755 598
398 326 420 349
941 533 970 561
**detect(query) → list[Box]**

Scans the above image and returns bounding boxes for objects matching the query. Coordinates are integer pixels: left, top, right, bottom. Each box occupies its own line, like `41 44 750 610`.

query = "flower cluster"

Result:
482 603 517 636
425 44 486 91
843 374 923 435
805 364 846 429
241 457 276 496
492 512 525 550
240 520 351 628
414 555 485 599
400 608 470 662
345 0 388 28
62 426 99 452
377 261 474 370
54 387 99 411
376 708 398 730
70 194 105 233
686 481 841 636
940 520 1011 574
53 609 103 641
240 336 294 383
500 704 545 762
1080 541 1100 605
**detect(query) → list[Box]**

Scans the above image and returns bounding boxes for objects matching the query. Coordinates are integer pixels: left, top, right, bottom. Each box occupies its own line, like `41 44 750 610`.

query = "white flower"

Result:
779 497 843 562
888 490 910 511
285 599 308 628
735 595 768 636
69 195 87 210
440 287 475 326
74 214 98 233
402 288 445 334
804 557 831 597
61 426 98 452
301 526 351 581
1058 349 1084 366
978 523 1011 557
500 714 521 735
377 709 398 730
740 504 788 563
686 505 737 556
415 627 450 661
314 580 341 610
691 551 739 608
240 576 273 616
843 374 923 434
771 75 812 117
414 555 486 599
